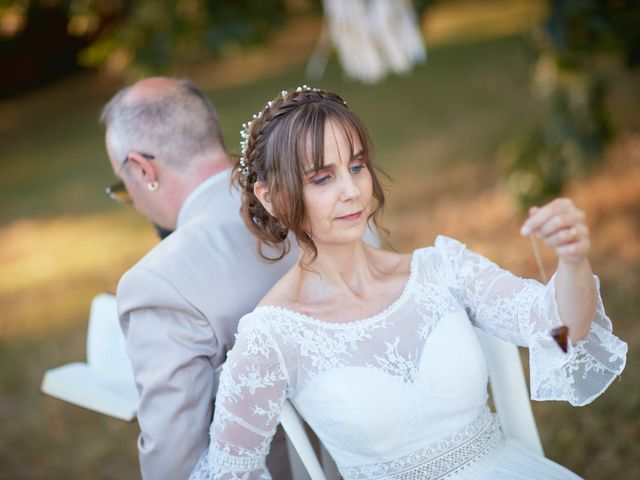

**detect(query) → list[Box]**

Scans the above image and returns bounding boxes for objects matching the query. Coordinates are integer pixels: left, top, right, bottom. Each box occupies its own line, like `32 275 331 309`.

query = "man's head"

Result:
101 77 229 230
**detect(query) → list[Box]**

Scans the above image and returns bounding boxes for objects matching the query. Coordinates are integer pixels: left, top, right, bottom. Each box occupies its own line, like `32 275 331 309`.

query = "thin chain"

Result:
529 235 548 283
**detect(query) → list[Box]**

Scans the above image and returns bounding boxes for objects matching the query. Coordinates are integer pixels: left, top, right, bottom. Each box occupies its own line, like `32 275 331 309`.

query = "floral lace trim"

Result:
253 248 427 329
189 448 271 480
341 410 505 480
209 449 265 472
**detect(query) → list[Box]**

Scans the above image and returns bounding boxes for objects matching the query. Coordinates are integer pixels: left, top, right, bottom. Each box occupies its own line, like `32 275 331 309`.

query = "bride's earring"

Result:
147 181 159 192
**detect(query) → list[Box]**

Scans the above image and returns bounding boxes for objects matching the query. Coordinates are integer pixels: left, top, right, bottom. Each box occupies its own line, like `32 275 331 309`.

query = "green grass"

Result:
1 11 638 479
0 34 537 225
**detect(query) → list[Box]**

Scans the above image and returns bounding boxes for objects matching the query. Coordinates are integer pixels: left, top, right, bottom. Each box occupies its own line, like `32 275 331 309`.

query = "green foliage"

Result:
544 0 640 66
0 0 287 75
502 0 639 211
80 0 287 73
502 61 610 208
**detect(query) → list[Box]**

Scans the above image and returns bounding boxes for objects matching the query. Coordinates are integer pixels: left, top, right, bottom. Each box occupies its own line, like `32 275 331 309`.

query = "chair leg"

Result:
320 445 341 480
286 435 312 480
280 401 328 480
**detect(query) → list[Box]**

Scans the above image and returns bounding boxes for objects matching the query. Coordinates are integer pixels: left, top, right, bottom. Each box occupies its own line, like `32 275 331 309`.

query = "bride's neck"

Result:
299 240 376 297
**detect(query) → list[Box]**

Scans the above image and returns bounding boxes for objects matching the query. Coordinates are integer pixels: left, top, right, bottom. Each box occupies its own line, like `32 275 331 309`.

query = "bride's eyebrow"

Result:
303 163 333 175
302 150 364 174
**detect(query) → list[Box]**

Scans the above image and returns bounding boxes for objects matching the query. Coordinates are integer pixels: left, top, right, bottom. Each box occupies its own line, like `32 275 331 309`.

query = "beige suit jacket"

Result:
117 170 297 479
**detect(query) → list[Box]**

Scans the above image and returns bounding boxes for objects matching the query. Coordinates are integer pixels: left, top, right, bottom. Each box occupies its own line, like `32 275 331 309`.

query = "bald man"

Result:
101 78 299 479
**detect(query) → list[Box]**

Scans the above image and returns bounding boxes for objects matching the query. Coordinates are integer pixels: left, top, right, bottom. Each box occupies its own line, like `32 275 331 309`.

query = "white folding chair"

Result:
474 328 544 455
41 293 139 420
281 401 329 480
280 328 545 480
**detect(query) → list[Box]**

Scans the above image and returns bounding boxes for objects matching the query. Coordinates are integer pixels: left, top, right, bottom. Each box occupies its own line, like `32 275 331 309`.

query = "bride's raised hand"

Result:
520 197 591 264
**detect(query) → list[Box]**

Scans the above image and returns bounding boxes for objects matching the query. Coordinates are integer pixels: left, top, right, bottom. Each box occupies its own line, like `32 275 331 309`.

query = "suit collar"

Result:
176 168 231 228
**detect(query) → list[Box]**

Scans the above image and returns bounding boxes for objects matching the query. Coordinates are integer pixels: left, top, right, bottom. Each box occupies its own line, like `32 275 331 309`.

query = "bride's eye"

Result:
350 163 366 174
311 174 331 185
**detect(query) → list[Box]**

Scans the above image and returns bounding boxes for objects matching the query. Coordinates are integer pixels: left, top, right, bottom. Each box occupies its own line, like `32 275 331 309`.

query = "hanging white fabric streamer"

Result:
309 0 427 84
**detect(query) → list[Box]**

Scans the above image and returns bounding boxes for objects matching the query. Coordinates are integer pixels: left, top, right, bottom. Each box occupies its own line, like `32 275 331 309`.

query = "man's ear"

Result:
127 152 158 184
254 181 276 217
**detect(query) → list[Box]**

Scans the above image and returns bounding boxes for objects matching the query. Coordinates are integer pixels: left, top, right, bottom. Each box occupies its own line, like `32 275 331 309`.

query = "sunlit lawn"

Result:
1 2 638 478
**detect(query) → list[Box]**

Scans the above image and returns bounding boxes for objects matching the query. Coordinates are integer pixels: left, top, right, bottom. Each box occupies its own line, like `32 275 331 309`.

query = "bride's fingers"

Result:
543 223 588 248
521 198 577 236
535 211 586 238
555 237 591 258
520 198 591 260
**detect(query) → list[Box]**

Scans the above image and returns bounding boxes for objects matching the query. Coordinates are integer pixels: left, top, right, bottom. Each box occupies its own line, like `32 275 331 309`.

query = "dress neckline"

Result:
254 249 422 329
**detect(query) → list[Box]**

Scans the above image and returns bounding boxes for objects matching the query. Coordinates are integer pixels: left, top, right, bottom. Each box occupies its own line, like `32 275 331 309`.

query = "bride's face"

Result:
301 119 373 246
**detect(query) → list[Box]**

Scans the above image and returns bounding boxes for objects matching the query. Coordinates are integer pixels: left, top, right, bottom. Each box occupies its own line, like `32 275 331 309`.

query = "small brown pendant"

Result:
551 326 569 353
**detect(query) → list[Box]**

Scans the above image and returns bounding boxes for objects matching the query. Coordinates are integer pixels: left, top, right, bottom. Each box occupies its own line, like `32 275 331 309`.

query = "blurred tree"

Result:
0 1 124 97
501 0 640 211
79 0 287 74
0 0 287 96
0 0 433 96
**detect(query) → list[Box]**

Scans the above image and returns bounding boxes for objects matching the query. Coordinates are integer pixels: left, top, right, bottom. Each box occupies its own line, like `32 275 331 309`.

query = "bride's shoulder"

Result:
403 235 470 274
256 266 300 309
432 234 468 252
414 235 468 259
368 247 412 276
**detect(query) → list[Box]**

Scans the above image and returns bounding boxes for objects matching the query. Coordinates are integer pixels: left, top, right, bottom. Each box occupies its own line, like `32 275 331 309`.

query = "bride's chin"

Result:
316 231 369 249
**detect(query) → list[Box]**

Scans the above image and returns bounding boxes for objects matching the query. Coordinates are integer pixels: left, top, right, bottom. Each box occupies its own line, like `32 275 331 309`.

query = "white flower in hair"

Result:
237 85 322 183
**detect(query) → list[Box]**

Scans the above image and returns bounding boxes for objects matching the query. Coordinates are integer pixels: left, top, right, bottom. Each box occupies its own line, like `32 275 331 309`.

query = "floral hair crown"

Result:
237 85 323 183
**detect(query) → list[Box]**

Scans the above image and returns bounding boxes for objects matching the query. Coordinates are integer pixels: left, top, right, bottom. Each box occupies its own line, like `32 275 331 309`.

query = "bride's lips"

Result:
336 210 363 221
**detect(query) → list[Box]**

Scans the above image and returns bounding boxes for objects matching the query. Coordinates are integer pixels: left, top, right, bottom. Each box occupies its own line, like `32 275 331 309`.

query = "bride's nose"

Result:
339 170 360 201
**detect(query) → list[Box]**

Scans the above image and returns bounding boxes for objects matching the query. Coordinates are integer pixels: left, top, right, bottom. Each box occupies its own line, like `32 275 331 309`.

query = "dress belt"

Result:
342 410 506 480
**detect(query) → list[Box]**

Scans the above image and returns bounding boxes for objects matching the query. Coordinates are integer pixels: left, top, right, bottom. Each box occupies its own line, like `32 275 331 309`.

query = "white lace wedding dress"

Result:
190 236 627 479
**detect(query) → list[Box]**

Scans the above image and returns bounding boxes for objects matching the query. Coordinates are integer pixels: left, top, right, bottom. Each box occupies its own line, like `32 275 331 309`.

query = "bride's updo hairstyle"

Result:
232 86 385 266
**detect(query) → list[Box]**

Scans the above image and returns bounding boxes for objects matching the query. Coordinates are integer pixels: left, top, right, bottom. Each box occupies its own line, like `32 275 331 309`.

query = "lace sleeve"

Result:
434 235 627 406
190 317 289 480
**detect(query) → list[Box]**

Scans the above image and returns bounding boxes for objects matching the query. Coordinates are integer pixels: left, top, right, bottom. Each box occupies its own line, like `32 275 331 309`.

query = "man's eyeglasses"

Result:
105 152 155 204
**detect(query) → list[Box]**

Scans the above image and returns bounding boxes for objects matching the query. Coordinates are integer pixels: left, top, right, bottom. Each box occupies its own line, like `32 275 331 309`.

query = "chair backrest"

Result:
87 293 135 380
280 329 545 480
474 328 544 455
280 401 328 480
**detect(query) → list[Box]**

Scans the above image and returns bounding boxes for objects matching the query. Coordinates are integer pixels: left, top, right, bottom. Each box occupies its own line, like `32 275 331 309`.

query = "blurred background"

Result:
0 0 638 478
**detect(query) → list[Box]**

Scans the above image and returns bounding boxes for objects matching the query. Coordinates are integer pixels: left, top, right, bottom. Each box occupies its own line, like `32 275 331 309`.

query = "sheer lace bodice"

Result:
191 235 627 480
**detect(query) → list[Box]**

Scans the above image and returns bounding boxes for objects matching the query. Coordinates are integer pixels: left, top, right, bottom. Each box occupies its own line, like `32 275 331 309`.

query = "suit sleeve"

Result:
118 267 218 480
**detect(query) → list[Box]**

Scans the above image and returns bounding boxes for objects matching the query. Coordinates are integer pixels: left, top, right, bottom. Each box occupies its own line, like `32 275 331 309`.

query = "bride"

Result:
190 87 627 479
